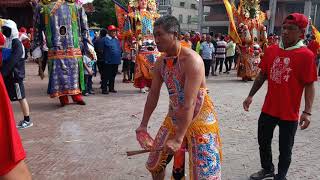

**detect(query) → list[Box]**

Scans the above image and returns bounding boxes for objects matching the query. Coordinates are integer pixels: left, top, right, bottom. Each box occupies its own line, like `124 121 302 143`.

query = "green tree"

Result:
88 0 129 28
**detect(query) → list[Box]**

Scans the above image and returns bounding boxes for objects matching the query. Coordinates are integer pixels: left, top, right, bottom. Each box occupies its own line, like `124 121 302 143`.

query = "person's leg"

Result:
211 57 216 76
59 95 69 106
229 56 234 71
276 120 298 179
258 113 278 172
17 98 33 129
101 64 109 93
83 75 89 95
224 57 229 73
219 58 224 73
88 75 93 94
207 60 213 77
97 61 104 83
42 51 48 72
0 160 32 180
18 99 30 118
250 112 278 180
152 172 165 180
122 60 127 82
15 82 32 129
214 58 219 73
204 59 210 77
109 65 118 92
71 94 85 105
129 62 135 81
172 140 186 179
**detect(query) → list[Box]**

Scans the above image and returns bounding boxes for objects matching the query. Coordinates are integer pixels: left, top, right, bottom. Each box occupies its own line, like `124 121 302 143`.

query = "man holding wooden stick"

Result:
135 15 222 180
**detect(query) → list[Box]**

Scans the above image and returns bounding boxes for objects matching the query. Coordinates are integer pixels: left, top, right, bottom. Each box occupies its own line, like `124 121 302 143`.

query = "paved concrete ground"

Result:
11 62 320 180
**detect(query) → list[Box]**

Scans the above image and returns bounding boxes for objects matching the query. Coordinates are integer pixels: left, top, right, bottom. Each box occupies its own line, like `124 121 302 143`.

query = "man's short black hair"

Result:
100 29 107 37
154 15 180 35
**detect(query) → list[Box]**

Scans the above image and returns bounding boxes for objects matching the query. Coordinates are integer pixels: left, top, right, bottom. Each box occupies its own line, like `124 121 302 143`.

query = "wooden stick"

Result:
126 149 163 156
126 150 151 156
126 148 187 157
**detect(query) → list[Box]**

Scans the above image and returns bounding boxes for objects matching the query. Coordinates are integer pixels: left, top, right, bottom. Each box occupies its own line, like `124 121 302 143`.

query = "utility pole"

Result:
198 0 203 33
268 0 277 34
304 0 312 35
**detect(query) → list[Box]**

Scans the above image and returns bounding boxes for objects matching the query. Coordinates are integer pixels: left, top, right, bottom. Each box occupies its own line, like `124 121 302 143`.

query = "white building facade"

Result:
158 0 199 32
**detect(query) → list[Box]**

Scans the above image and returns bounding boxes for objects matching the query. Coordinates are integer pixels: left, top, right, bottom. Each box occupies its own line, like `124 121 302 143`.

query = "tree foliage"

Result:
87 0 129 28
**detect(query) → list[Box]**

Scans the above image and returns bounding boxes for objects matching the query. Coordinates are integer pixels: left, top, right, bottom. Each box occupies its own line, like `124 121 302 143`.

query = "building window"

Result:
180 2 185 7
179 14 183 23
191 4 197 10
188 15 192 23
159 0 169 6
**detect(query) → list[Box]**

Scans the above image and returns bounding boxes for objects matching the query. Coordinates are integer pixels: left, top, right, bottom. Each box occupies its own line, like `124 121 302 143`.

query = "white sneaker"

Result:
140 88 146 93
17 120 33 129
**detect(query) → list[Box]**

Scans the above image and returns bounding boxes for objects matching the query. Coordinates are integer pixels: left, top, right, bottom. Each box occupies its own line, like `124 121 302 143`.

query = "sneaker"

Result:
102 90 109 94
109 89 117 93
17 120 33 129
83 92 89 96
140 88 146 93
250 169 275 180
89 90 95 95
76 100 86 105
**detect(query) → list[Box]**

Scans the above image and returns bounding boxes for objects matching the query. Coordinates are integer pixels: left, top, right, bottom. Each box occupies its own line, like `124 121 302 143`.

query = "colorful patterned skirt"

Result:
134 51 158 89
237 53 259 79
47 48 85 98
146 94 222 179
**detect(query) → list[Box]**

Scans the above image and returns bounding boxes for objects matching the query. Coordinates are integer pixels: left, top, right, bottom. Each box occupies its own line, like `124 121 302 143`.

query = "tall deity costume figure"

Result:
232 0 267 81
122 0 160 92
33 0 89 105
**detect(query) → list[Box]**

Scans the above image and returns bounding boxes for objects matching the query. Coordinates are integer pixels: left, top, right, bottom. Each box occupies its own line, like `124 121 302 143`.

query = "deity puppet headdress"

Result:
129 0 158 13
238 0 265 23
40 0 76 5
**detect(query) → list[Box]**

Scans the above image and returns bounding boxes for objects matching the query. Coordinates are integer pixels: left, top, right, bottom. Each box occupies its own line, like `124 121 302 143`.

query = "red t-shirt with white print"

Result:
259 44 317 121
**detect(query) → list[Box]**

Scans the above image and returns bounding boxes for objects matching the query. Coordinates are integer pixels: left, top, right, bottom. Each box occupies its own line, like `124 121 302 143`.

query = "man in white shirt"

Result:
225 38 236 74
215 35 227 75
200 35 215 78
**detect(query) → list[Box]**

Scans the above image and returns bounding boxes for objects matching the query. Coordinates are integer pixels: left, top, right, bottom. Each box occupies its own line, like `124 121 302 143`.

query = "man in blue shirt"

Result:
200 35 215 77
102 25 121 94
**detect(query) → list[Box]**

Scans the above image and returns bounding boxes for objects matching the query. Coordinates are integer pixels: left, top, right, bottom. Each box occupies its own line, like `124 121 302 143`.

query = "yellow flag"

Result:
223 0 242 44
311 25 320 45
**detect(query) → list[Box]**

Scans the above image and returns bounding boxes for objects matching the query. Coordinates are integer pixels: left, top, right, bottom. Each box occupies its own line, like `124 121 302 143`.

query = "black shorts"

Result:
122 59 131 72
4 80 25 101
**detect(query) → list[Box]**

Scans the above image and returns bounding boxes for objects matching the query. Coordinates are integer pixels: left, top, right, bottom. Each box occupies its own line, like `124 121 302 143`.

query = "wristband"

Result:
303 111 312 116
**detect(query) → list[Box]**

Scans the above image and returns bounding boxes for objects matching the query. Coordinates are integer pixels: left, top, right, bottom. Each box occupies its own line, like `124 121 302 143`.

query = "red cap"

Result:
107 25 117 31
19 27 27 33
283 13 308 30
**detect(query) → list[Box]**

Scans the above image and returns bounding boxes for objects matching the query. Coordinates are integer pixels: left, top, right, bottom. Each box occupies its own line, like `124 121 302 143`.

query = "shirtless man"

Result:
136 15 222 180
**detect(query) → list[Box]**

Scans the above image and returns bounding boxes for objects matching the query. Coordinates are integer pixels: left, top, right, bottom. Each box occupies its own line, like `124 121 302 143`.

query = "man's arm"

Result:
303 82 315 114
249 71 267 97
243 71 267 111
138 60 163 127
173 53 204 143
299 82 315 130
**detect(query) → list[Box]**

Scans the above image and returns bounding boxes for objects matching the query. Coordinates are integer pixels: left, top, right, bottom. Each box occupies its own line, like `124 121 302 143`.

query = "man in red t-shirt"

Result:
243 13 317 180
